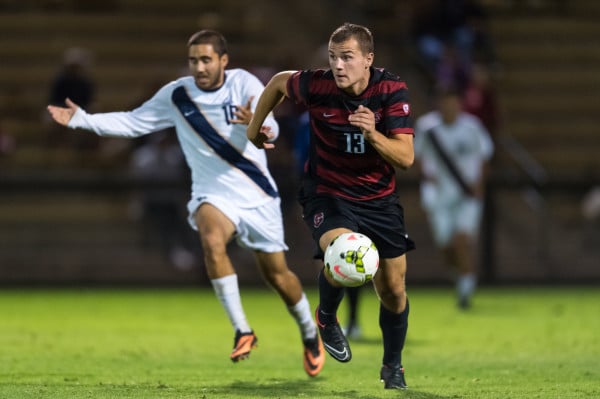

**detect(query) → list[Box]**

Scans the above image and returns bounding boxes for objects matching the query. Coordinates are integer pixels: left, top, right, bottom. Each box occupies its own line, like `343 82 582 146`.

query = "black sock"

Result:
346 286 361 326
317 268 345 324
380 298 409 369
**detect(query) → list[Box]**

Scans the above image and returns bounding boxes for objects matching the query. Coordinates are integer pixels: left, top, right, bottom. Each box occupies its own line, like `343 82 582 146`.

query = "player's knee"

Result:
262 268 288 288
379 285 406 313
200 234 228 263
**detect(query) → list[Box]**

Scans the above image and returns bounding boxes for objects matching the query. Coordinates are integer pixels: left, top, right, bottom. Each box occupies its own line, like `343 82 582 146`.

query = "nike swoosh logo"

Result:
304 353 320 370
184 110 194 117
323 342 350 360
333 265 350 279
323 113 335 118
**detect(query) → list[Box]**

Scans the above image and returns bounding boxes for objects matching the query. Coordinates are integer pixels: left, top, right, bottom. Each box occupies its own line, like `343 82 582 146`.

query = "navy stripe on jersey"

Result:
171 86 278 198
288 68 412 201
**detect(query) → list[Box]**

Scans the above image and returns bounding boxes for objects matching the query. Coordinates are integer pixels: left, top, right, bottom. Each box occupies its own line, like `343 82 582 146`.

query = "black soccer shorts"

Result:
301 194 416 259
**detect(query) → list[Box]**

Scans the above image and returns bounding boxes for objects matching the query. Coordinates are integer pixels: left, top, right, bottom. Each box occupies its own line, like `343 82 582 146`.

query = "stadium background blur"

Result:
0 0 598 286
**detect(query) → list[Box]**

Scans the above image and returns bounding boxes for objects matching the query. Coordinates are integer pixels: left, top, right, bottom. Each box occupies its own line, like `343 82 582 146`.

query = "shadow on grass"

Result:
348 336 382 346
205 378 451 398
350 336 431 348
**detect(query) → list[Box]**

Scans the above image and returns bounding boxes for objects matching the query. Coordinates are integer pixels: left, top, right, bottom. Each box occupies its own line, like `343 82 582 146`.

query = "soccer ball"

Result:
324 232 379 287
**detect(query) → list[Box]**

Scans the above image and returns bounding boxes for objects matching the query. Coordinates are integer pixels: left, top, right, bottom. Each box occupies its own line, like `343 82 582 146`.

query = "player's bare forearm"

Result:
348 104 414 169
369 132 414 169
247 71 295 148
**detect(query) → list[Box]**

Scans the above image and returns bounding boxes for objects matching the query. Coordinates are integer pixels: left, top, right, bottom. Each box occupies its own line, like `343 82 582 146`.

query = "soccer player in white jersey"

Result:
47 29 324 377
414 87 494 309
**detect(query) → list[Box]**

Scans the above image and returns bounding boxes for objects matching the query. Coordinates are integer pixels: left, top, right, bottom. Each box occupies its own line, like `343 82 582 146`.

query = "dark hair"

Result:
329 23 374 54
187 30 228 56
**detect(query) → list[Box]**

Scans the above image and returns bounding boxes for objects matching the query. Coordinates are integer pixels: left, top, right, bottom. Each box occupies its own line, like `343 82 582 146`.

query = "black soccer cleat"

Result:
315 307 352 362
380 365 408 389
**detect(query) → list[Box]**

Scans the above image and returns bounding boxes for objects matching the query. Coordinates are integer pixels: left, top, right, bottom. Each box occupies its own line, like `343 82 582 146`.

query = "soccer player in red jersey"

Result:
248 23 415 389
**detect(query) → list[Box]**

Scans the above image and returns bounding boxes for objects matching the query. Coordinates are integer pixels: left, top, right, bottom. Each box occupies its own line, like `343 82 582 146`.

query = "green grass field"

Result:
0 286 598 398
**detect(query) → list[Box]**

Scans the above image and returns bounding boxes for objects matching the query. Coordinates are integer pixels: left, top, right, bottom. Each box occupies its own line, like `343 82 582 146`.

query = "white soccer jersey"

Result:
414 111 494 206
68 69 280 208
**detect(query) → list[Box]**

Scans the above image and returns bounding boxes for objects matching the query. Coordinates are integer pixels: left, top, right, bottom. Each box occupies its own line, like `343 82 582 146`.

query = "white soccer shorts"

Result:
426 197 483 247
187 195 288 253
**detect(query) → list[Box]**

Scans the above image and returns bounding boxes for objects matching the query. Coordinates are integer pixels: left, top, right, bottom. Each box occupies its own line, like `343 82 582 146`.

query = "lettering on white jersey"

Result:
222 102 238 125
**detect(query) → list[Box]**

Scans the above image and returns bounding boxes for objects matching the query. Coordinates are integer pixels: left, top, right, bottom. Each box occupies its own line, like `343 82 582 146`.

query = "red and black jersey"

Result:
287 67 413 201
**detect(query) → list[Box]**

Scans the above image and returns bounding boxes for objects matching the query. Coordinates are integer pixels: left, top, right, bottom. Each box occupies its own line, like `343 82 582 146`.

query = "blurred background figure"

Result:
411 0 495 98
0 121 16 159
341 286 362 340
462 61 500 141
414 87 494 309
461 61 501 277
292 110 310 179
128 131 196 271
581 186 600 249
48 47 95 109
45 47 98 153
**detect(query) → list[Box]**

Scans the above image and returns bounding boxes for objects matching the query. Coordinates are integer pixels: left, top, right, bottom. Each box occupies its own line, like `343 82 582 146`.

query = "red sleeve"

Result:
286 71 305 105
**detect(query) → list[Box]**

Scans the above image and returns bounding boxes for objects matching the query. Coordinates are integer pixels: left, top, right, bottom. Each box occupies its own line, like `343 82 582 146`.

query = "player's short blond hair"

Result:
330 23 374 55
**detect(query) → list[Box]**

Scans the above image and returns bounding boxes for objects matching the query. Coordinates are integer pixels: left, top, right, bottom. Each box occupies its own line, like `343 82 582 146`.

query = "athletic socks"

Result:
212 275 318 341
317 268 345 324
287 292 318 340
380 298 409 369
210 274 251 333
457 273 476 300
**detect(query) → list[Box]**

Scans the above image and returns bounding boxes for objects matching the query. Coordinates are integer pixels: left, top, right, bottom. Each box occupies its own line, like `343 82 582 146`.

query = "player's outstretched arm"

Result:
47 98 79 126
247 71 295 149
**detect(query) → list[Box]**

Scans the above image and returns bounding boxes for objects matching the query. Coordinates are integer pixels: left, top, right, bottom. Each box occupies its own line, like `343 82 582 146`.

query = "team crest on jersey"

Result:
403 103 410 114
374 112 382 123
313 212 324 228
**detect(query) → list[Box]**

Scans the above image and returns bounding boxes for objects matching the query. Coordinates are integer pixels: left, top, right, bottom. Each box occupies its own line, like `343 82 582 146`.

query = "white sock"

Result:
457 273 477 299
211 274 251 333
287 293 317 341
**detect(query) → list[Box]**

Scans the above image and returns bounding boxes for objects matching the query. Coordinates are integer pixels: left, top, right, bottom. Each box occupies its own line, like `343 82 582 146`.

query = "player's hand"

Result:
248 125 275 149
231 96 254 125
47 98 79 126
348 105 376 139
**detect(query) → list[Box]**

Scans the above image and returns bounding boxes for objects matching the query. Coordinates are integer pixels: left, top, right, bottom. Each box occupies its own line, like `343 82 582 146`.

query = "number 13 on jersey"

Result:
343 132 365 154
